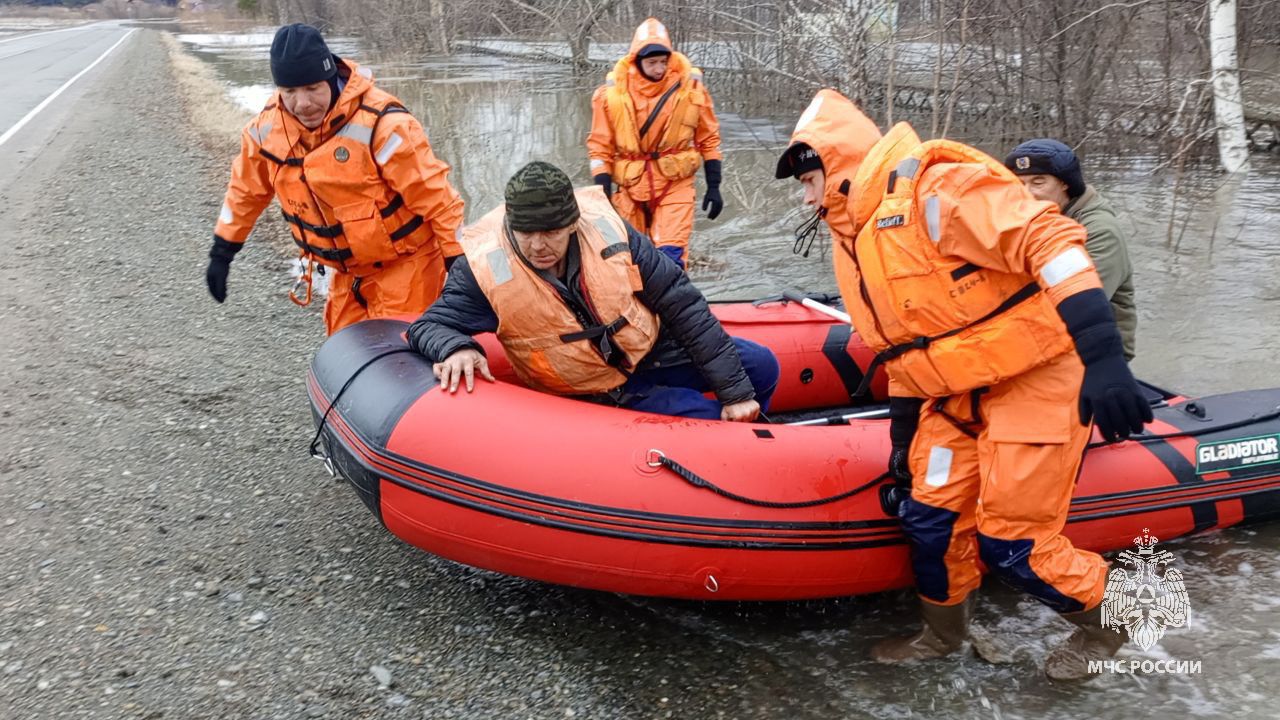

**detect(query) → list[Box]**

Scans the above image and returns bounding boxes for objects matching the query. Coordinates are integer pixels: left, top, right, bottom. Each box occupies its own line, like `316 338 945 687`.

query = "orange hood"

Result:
776 89 887 238
628 17 674 57
617 17 682 97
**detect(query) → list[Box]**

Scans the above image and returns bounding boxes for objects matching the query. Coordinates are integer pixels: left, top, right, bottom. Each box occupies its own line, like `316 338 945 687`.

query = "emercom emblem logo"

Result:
1102 529 1190 651
1090 529 1199 675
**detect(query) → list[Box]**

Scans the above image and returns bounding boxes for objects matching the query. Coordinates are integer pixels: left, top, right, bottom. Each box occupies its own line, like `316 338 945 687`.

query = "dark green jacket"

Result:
1064 186 1137 360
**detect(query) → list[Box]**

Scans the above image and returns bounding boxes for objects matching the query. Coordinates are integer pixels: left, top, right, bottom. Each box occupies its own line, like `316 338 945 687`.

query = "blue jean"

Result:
617 338 780 419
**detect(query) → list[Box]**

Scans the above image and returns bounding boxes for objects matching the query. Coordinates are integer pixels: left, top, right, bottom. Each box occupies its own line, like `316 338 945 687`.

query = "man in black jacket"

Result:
406 161 778 422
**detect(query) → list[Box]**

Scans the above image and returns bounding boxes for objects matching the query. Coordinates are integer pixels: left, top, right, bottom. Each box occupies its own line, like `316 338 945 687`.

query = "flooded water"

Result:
178 29 1280 719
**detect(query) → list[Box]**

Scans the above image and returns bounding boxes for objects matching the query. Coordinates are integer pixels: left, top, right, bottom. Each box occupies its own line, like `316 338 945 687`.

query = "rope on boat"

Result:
309 348 417 461
647 449 891 509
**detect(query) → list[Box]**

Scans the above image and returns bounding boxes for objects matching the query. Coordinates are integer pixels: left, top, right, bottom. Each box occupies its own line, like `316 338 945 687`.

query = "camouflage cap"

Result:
505 161 580 232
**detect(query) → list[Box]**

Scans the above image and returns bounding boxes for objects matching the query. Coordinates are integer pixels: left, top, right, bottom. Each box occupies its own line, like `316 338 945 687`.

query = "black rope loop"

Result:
793 209 823 258
308 348 417 458
648 449 890 509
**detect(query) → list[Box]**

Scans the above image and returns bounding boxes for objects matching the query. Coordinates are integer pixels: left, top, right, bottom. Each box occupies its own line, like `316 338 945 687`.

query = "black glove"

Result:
701 159 723 220
880 396 924 516
205 236 242 303
1057 289 1153 442
593 173 613 198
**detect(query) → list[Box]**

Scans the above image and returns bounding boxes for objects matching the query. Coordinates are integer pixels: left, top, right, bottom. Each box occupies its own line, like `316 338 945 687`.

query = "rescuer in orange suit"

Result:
205 23 464 335
775 89 1152 681
587 17 723 267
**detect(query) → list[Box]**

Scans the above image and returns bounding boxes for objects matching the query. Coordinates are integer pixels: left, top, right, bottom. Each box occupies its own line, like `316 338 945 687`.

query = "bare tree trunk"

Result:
1209 0 1250 172
930 0 945 137
885 0 897 124
941 0 969 138
430 0 449 54
568 30 589 69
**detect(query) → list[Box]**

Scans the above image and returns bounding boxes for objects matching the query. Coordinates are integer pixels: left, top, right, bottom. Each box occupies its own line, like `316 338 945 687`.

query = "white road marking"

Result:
0 22 100 45
0 29 134 148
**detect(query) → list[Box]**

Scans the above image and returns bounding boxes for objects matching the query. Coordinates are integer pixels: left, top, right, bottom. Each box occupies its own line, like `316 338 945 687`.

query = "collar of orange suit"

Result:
615 51 690 99
846 122 923 230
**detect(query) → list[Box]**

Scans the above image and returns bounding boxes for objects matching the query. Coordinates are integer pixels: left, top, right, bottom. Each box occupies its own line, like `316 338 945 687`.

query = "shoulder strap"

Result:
639 80 682 139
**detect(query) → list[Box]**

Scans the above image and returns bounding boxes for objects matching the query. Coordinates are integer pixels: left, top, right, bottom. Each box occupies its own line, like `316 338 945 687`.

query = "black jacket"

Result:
407 225 754 404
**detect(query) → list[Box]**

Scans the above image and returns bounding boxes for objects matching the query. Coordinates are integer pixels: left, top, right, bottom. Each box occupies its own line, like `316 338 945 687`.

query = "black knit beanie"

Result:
270 24 338 88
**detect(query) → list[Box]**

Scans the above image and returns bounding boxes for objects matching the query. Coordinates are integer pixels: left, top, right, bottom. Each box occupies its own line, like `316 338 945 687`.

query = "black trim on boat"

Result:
378 467 907 551
1068 471 1279 506
1138 437 1219 532
310 320 437 448
1067 487 1280 524
821 323 865 400
308 320 1280 549
316 406 907 549
315 394 902 534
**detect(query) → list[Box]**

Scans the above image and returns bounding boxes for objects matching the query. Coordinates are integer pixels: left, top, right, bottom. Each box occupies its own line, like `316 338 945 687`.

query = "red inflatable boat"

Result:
306 298 1280 600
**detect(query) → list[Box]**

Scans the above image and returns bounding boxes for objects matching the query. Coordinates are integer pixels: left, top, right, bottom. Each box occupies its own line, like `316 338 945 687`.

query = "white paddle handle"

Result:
782 291 852 324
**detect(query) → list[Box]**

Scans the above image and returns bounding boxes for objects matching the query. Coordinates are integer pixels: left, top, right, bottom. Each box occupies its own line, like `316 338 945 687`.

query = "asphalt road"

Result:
0 22 134 189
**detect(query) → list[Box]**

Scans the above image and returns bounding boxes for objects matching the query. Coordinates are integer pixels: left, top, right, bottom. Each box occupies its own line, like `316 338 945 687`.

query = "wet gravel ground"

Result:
0 30 842 720
3 28 1279 720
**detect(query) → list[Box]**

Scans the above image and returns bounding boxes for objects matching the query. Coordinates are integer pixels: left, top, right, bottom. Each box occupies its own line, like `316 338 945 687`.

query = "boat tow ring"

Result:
311 442 338 478
704 573 720 594
646 449 666 468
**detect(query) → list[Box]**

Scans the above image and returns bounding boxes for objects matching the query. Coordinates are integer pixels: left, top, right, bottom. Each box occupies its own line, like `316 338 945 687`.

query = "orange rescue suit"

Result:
787 89 1109 614
587 18 721 258
213 60 464 334
461 186 661 395
788 90 1099 398
602 52 705 188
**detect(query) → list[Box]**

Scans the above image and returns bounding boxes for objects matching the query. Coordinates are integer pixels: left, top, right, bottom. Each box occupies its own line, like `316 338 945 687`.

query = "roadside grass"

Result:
162 32 251 156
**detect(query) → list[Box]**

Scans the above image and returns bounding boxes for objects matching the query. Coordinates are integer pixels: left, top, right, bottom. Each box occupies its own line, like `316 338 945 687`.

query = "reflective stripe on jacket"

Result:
461 186 661 395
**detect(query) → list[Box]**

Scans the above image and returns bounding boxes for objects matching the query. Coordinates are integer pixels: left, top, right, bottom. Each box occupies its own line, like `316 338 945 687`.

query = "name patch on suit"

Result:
876 215 905 229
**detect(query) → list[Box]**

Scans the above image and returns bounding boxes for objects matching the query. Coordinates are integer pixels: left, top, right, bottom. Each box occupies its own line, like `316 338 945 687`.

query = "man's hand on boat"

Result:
433 349 497 394
721 398 761 423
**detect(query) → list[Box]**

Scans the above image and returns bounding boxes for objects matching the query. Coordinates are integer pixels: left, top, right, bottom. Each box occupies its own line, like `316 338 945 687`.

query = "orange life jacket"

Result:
248 72 435 275
603 51 706 188
788 90 1074 398
462 187 661 395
